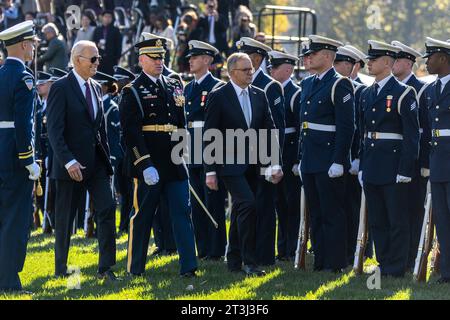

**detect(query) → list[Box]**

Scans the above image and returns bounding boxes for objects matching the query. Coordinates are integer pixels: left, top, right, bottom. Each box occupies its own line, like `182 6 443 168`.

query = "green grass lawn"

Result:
1 225 449 300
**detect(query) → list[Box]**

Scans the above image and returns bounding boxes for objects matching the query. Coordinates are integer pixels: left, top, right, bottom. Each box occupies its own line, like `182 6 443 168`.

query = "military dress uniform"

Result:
359 41 420 277
141 33 179 252
184 40 227 259
237 37 285 265
422 38 450 281
119 37 197 276
392 41 431 270
298 35 355 271
0 21 40 291
268 51 302 260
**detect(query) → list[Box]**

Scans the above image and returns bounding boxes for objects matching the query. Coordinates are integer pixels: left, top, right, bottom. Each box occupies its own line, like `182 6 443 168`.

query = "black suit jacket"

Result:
197 14 229 54
47 71 113 180
203 82 280 176
93 25 122 75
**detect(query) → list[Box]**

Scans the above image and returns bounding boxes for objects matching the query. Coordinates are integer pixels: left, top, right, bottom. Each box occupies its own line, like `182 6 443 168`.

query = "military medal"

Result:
386 95 393 112
173 87 185 107
201 91 208 107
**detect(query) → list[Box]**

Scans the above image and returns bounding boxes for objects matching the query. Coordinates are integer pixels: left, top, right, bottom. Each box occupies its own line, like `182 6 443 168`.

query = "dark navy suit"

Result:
119 72 197 275
425 76 450 279
0 58 35 291
359 76 419 276
184 73 227 259
204 82 280 270
252 68 285 265
275 79 302 259
299 68 355 270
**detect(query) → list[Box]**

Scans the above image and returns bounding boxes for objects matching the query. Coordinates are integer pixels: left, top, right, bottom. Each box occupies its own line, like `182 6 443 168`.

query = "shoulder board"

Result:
397 86 414 115
331 77 354 105
290 88 302 113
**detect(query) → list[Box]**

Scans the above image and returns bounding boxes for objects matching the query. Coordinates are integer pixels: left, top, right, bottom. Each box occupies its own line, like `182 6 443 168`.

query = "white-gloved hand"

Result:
328 163 344 178
420 168 430 178
396 175 412 183
26 162 41 181
143 166 159 185
264 167 273 183
349 159 360 175
358 171 363 187
292 164 300 176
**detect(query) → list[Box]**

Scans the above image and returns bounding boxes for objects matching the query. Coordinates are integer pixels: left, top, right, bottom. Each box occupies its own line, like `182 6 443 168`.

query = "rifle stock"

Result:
295 187 309 270
353 191 368 275
413 182 433 282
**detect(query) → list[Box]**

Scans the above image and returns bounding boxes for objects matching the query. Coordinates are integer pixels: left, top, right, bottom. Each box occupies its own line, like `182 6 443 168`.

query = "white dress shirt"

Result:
438 73 450 94
144 71 163 86
374 74 394 95
194 71 211 84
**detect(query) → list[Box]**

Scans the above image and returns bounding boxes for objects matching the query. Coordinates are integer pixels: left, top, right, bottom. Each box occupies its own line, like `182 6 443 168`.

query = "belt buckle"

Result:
164 124 171 132
302 122 308 129
433 129 440 137
370 132 377 140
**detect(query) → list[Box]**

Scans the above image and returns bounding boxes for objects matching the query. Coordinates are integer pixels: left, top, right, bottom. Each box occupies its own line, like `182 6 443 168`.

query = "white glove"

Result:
358 171 363 188
349 159 360 175
292 164 300 176
45 156 48 169
143 167 159 185
328 163 344 178
26 162 41 181
396 175 412 183
421 168 430 178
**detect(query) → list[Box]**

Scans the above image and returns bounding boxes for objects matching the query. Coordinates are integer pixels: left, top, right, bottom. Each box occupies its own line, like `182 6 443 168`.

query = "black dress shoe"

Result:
437 277 450 284
180 270 197 278
243 265 266 277
98 270 121 281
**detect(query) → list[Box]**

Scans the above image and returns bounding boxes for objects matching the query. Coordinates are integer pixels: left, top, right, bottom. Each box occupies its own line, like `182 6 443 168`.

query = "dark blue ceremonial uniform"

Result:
119 72 197 275
359 76 419 277
252 68 285 265
275 79 301 259
0 58 36 291
299 68 355 270
403 74 430 269
425 75 450 279
184 72 227 259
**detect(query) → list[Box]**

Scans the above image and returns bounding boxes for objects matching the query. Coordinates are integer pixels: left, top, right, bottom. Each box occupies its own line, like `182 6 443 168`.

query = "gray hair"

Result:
70 40 97 66
227 52 251 72
42 22 59 36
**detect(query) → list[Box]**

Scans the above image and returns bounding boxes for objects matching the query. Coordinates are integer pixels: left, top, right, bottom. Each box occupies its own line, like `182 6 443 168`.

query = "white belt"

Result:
302 122 336 132
285 127 297 134
0 121 14 129
188 121 204 128
432 129 450 137
366 132 403 140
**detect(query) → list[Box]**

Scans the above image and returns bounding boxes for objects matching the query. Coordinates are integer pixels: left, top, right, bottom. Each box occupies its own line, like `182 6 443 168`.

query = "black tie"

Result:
312 76 320 89
156 78 166 99
372 83 379 100
436 79 442 98
192 81 199 92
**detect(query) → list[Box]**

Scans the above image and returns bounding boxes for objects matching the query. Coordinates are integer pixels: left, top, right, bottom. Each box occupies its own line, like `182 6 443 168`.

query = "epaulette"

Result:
331 77 354 106
264 79 284 96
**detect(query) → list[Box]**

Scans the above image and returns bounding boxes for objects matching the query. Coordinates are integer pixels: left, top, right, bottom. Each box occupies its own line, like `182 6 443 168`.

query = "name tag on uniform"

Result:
143 95 158 100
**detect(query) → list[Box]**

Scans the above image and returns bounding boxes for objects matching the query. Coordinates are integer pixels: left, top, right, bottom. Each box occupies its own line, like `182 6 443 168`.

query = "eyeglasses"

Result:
79 55 102 64
233 67 255 74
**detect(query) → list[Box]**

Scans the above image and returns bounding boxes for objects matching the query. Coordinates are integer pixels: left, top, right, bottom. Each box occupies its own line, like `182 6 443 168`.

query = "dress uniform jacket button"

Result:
188 102 191 105
307 101 310 104
436 105 439 109
304 112 308 115
372 108 376 112
436 118 439 122
371 143 374 147
372 120 375 124
434 142 438 146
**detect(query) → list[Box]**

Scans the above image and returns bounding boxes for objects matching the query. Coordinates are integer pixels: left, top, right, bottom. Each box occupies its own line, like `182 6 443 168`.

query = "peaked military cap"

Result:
49 67 68 79
344 45 368 67
268 50 299 67
391 41 421 62
366 40 401 59
186 40 219 58
304 35 343 55
113 66 136 81
236 37 272 56
93 71 117 84
335 46 360 64
36 71 57 85
423 37 450 58
135 34 166 58
141 32 174 51
0 20 40 47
